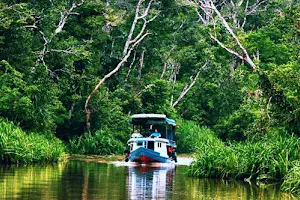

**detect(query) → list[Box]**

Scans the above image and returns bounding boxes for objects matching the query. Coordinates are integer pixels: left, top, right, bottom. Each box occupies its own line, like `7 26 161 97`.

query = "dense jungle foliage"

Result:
0 0 299 195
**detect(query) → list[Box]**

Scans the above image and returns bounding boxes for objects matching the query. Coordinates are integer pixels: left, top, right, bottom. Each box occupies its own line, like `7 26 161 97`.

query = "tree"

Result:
85 0 158 129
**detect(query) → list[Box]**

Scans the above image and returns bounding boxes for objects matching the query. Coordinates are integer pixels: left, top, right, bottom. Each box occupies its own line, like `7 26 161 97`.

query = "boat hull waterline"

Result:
128 147 172 163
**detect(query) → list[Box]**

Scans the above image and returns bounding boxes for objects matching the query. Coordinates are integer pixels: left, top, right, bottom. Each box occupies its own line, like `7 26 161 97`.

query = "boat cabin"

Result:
129 114 176 141
126 114 177 163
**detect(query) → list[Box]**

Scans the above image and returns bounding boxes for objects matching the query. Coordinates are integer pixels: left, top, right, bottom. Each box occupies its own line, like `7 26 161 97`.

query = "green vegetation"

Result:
0 119 65 164
0 0 299 195
282 161 300 195
176 120 216 153
188 125 300 194
69 130 124 155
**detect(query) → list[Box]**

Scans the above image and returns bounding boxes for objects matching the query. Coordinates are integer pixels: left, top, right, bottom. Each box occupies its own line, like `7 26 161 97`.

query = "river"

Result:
0 156 297 199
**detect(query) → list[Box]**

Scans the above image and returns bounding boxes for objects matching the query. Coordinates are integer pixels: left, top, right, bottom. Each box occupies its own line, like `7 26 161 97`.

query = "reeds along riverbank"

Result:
188 126 300 196
0 119 66 164
69 130 124 155
282 161 300 195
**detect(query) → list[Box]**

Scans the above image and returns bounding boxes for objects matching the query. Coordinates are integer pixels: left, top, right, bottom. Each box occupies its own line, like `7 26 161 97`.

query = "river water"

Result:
0 157 297 200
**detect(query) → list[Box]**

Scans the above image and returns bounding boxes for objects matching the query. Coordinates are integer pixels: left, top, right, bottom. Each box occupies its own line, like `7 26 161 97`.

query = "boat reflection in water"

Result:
127 164 175 200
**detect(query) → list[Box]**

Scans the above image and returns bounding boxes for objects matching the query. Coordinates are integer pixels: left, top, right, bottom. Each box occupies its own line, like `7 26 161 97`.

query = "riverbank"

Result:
69 154 125 163
188 126 300 196
0 119 66 164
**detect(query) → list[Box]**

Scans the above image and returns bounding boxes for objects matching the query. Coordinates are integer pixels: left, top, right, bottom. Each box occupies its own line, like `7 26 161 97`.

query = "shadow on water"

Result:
0 159 297 200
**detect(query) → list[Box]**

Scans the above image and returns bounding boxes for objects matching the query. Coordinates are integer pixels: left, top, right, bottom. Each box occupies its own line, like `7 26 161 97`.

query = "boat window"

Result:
137 142 143 146
148 141 154 150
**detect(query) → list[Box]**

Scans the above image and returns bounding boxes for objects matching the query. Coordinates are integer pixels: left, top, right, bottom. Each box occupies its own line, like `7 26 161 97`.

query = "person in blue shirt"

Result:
150 129 161 138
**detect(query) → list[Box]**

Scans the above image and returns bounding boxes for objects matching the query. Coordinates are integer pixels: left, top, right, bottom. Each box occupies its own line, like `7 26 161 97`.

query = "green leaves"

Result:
140 79 175 116
0 60 68 132
190 127 300 187
69 130 124 155
0 119 66 163
0 0 298 164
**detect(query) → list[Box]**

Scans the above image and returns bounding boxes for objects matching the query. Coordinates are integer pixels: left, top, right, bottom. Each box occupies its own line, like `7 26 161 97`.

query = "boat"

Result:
125 114 177 163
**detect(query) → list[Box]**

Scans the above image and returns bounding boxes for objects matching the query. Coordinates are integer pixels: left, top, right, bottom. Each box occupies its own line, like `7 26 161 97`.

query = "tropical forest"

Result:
0 0 299 197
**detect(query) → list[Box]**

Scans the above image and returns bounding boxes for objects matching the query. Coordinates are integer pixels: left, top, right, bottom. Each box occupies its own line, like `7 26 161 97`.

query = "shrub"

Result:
69 130 125 155
282 161 300 195
0 119 66 164
188 126 300 195
176 120 217 153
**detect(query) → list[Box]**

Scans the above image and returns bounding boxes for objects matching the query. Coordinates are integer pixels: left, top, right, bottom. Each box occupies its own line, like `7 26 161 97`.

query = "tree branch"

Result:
208 0 257 70
246 0 267 15
34 2 84 71
161 47 175 79
35 31 48 70
125 51 137 82
172 62 207 108
55 1 84 34
85 0 156 128
209 33 244 60
50 48 77 55
241 0 249 28
123 0 154 56
138 50 145 81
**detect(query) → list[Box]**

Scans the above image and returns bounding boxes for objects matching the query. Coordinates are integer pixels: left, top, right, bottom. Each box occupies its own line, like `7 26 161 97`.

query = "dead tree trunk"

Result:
125 51 137 82
85 0 156 129
195 0 258 71
171 62 207 108
138 50 145 81
160 47 175 79
210 1 257 70
171 71 200 108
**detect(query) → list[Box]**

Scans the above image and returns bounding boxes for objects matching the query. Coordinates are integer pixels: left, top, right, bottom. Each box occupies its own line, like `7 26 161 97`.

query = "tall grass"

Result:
0 119 66 164
69 130 125 155
188 125 300 195
176 120 216 153
282 161 300 195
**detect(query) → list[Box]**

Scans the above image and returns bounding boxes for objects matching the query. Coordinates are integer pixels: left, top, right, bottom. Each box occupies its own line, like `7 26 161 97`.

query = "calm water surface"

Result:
0 159 297 200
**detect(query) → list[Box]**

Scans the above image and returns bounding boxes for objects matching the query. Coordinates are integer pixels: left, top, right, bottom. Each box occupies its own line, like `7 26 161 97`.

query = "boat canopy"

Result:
130 114 176 126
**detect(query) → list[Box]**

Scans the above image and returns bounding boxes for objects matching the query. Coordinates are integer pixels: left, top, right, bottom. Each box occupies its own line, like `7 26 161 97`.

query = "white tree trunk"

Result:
85 0 156 128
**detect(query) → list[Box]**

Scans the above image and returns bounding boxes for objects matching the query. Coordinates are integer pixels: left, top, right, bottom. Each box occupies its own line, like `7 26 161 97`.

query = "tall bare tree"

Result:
193 0 261 71
28 1 84 72
171 62 207 108
85 0 157 128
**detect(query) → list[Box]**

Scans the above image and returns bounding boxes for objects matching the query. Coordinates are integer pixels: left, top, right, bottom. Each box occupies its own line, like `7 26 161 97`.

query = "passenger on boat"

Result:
150 129 161 138
167 146 177 162
167 146 174 157
131 130 143 138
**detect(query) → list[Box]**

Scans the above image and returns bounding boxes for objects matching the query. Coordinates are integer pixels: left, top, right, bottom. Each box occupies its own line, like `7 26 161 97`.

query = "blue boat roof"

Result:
166 118 176 126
